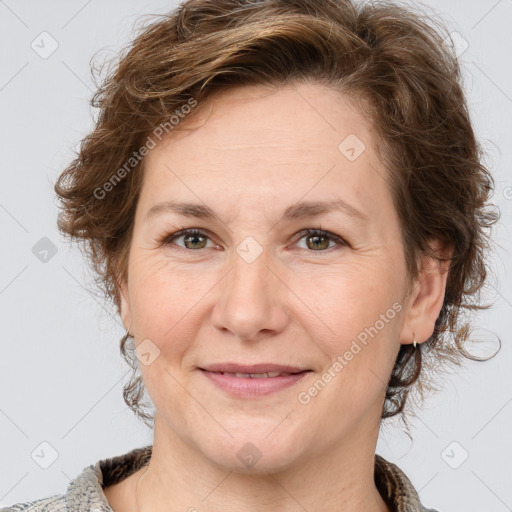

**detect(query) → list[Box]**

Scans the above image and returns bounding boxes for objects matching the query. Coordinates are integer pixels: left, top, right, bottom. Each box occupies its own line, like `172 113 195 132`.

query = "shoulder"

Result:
1 445 152 512
0 493 66 512
375 454 441 512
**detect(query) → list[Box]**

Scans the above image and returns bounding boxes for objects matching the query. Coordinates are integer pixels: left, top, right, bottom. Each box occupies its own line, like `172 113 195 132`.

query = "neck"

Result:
134 417 389 512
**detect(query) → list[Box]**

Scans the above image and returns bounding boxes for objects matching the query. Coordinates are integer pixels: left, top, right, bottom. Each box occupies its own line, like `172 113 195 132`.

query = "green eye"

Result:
295 229 347 251
165 229 214 250
160 228 347 252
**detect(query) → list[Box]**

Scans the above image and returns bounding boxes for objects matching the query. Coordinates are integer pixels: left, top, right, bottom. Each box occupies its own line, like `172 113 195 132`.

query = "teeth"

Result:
219 371 292 378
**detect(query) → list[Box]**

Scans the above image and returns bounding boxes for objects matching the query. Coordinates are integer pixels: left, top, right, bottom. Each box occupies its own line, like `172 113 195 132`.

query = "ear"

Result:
400 239 452 345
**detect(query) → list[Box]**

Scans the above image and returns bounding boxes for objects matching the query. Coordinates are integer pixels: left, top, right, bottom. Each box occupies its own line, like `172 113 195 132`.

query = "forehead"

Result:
139 82 392 225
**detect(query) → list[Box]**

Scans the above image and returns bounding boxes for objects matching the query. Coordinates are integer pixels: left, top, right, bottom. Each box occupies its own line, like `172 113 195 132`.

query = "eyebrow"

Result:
145 199 367 224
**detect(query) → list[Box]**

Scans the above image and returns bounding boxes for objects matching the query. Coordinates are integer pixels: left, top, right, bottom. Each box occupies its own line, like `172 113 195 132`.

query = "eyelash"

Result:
158 227 348 253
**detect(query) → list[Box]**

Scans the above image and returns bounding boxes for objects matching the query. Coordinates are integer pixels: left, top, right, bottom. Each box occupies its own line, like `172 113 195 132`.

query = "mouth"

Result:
199 363 310 374
198 363 312 397
203 371 304 378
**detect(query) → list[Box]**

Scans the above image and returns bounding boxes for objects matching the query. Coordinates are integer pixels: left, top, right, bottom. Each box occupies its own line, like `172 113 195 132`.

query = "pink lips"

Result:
199 363 311 397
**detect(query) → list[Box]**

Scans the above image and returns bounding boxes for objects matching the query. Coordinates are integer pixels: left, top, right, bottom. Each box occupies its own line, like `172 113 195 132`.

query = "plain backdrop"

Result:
1 0 511 510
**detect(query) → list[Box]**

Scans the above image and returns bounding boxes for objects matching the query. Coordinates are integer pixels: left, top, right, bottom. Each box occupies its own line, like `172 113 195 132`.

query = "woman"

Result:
4 0 497 511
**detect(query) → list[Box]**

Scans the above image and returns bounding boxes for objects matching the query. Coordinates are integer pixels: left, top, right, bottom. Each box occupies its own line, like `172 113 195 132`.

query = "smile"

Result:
199 369 311 397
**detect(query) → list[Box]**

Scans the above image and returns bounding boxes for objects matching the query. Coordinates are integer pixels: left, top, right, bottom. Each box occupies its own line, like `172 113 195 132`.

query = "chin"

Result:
196 425 307 475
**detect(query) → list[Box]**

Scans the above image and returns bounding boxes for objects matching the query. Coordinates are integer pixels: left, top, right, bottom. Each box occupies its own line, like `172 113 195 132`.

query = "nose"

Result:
210 248 289 342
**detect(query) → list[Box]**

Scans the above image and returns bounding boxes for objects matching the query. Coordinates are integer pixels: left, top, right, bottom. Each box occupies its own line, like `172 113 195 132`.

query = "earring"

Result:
412 331 417 349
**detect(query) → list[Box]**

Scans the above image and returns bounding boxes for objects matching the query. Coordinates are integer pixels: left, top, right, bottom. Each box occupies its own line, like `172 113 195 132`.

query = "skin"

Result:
104 82 449 512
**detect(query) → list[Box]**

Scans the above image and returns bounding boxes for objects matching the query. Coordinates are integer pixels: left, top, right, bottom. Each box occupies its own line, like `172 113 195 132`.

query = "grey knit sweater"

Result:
1 445 438 511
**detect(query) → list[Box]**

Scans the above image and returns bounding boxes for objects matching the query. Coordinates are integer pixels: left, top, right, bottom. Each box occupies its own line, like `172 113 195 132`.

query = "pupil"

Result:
185 233 206 249
309 235 328 250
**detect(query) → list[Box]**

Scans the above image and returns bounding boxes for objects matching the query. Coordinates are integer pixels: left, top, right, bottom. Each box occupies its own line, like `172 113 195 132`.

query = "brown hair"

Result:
55 0 498 428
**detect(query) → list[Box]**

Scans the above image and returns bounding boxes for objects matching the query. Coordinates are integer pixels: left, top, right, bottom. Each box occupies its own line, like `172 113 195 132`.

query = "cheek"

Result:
296 262 404 409
128 257 200 357
296 272 403 420
292 260 404 341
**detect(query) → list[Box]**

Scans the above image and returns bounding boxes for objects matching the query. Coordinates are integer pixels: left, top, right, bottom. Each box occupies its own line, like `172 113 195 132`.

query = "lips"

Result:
198 363 311 397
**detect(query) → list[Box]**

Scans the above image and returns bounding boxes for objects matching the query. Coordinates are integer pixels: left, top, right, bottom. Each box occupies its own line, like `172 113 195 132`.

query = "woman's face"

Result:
120 82 426 472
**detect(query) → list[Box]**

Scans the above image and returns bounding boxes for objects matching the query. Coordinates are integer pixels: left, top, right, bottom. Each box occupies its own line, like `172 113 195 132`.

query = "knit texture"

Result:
2 445 438 511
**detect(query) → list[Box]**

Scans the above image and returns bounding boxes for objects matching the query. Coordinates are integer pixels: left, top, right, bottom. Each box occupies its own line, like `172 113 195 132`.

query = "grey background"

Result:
1 0 511 510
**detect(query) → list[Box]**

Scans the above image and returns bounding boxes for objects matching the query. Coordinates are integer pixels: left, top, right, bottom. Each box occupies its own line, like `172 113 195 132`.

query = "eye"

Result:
160 227 347 252
161 228 218 250
294 228 348 252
